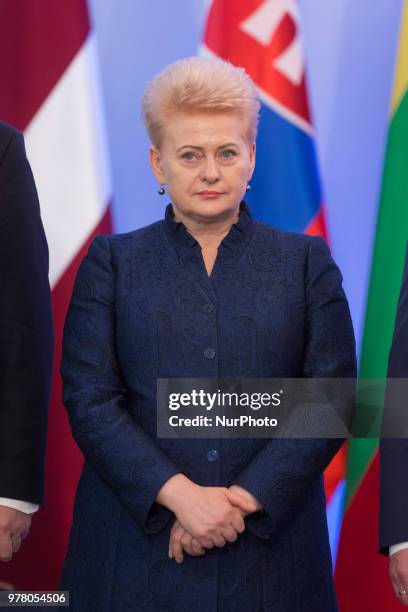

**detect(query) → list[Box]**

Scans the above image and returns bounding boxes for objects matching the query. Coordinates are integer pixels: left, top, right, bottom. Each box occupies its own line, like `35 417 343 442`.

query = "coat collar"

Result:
163 201 255 260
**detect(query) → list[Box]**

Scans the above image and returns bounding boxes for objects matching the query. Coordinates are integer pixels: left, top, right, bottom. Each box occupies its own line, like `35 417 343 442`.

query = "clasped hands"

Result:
157 474 262 564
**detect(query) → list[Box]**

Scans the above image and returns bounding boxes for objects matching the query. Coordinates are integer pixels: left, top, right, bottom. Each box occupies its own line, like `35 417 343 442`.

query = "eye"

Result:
220 149 237 159
181 151 198 161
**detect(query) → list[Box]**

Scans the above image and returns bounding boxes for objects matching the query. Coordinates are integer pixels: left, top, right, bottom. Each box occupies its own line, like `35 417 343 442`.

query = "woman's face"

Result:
150 110 256 223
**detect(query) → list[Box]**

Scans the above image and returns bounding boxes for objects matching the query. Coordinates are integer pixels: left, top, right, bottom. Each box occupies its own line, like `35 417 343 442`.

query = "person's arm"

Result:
230 236 357 540
380 248 408 556
0 127 53 505
61 235 184 535
380 439 408 554
379 247 408 604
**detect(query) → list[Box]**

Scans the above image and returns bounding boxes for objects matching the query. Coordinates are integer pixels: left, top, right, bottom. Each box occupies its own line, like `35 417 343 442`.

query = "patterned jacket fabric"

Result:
59 202 356 611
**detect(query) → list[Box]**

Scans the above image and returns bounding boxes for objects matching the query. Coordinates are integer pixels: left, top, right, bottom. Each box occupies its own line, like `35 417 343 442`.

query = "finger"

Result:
222 527 238 543
390 570 408 603
20 529 29 541
391 574 403 599
169 522 179 540
0 580 14 590
20 517 31 540
396 580 408 604
171 528 185 564
231 514 246 534
396 567 408 596
191 538 205 554
390 558 408 602
0 535 13 562
180 533 196 556
173 538 184 564
11 535 21 554
389 561 400 595
168 532 175 559
169 521 183 559
169 528 184 559
397 587 408 606
179 531 204 556
168 532 174 559
226 490 258 513
211 533 227 547
198 537 215 549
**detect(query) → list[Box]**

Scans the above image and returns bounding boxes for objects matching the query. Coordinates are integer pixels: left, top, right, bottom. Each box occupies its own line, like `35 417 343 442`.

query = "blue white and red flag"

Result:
202 0 345 565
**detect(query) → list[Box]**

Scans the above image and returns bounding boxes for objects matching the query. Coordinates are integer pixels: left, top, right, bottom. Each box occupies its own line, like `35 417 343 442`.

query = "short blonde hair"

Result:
141 56 260 148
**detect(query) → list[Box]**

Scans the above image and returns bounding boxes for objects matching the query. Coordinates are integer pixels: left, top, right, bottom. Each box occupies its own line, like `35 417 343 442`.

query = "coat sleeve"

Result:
231 236 357 540
379 245 408 555
61 235 181 534
0 129 53 505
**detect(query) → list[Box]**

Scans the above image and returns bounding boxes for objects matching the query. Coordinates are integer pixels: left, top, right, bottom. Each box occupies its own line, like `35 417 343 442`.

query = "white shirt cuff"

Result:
390 542 408 556
0 498 39 514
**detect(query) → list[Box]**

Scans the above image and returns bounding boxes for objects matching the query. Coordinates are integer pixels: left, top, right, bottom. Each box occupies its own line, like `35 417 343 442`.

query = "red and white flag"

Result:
0 0 112 588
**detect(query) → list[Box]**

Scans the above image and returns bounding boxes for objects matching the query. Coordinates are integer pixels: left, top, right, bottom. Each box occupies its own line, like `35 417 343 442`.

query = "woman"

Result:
60 57 356 611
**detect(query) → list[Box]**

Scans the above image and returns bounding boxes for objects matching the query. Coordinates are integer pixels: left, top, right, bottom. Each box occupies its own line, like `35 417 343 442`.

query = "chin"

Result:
192 199 237 220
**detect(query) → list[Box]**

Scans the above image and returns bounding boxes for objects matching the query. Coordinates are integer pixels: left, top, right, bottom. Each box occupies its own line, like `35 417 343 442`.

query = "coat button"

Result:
203 303 214 314
207 449 218 462
204 347 216 359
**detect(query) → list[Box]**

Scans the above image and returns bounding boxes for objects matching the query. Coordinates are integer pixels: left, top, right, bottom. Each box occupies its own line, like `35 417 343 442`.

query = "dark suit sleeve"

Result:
379 246 408 555
232 236 357 540
0 129 53 505
61 235 182 534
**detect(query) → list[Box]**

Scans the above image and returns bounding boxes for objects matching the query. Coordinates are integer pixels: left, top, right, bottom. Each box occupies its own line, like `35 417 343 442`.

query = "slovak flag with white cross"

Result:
202 0 345 566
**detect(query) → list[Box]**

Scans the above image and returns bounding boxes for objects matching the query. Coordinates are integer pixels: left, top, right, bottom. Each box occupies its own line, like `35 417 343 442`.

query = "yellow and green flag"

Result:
335 1 408 609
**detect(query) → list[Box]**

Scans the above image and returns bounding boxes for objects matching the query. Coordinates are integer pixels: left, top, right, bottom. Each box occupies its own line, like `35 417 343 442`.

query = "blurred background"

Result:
0 1 407 610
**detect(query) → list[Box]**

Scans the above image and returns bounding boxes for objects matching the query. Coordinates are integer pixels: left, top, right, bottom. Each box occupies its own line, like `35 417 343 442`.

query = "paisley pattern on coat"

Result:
59 202 356 611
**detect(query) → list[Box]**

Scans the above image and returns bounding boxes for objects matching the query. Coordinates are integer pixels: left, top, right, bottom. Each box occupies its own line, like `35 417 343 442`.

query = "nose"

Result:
200 155 220 184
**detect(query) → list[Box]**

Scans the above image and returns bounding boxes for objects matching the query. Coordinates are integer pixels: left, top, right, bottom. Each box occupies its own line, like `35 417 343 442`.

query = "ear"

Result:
149 146 165 183
248 142 256 181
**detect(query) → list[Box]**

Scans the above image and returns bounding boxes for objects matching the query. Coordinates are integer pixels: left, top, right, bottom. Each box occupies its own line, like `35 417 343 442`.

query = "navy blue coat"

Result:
60 202 356 611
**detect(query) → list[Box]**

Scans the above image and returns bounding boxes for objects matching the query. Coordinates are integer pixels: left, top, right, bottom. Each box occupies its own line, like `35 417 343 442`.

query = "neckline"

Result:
163 201 255 260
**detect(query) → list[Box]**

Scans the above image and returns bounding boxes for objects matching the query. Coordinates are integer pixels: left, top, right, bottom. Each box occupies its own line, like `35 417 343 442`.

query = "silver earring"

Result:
158 184 165 195
246 183 251 192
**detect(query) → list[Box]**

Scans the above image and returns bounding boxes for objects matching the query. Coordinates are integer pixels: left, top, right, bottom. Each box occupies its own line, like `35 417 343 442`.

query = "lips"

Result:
197 191 223 196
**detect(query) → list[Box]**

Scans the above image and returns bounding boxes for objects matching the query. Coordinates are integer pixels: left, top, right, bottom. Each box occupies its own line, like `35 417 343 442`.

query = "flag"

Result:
335 1 408 609
0 0 112 588
202 0 345 563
